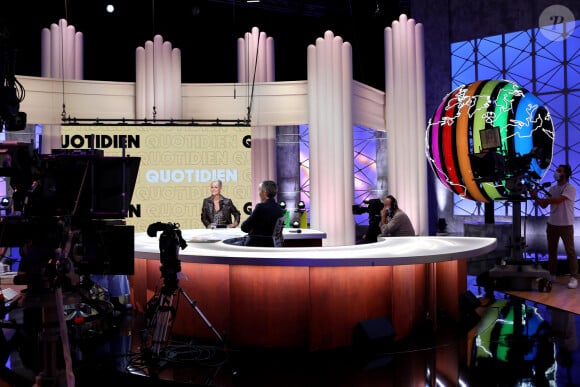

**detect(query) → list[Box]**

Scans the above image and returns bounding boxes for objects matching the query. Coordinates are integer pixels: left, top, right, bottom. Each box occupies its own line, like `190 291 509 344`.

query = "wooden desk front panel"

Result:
131 257 464 350
229 265 310 348
309 266 393 351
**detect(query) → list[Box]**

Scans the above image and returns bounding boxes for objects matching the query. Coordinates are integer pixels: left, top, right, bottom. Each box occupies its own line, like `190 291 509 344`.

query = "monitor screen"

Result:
480 127 501 150
37 154 141 218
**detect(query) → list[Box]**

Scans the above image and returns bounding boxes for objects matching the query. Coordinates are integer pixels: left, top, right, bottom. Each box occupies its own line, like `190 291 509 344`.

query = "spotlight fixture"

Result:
279 201 287 210
294 201 307 228
0 85 27 132
0 32 27 132
2 111 27 132
0 197 10 208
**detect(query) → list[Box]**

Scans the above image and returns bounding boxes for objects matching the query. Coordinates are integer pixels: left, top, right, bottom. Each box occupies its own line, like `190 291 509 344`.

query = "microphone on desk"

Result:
288 229 302 233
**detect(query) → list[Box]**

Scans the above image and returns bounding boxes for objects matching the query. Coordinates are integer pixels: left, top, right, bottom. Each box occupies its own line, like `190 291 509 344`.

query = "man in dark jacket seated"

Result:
241 180 285 247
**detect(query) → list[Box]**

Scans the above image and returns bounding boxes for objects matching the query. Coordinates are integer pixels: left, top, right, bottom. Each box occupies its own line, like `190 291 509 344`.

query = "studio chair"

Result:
272 216 286 247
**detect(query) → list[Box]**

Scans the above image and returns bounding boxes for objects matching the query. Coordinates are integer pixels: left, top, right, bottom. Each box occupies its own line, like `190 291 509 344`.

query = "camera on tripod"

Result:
143 221 223 359
147 222 187 295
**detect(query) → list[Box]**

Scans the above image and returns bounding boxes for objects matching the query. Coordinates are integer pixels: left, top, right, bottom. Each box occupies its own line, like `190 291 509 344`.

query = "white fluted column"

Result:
42 19 83 80
135 35 182 120
237 27 276 206
40 18 84 153
384 15 428 235
307 31 355 246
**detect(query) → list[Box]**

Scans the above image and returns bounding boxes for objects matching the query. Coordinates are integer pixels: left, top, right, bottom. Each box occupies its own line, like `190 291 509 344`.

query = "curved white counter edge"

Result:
135 230 498 267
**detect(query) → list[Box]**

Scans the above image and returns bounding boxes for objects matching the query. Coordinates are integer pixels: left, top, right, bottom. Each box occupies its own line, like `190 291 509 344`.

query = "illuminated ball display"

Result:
425 79 554 202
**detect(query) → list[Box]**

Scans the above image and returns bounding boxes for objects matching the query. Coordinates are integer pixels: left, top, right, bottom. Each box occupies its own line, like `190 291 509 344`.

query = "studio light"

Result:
3 111 27 132
0 197 10 208
294 201 307 228
0 39 27 132
0 85 27 132
279 201 286 210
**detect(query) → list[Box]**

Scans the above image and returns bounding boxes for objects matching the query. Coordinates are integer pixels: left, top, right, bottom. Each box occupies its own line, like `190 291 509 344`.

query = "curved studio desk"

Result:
132 229 496 351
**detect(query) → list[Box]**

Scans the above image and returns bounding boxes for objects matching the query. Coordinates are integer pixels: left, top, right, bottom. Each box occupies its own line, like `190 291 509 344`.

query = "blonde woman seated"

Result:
200 180 241 228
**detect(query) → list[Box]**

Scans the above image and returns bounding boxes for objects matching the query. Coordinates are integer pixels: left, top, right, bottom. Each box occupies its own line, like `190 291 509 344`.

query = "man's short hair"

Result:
260 180 278 198
560 164 572 178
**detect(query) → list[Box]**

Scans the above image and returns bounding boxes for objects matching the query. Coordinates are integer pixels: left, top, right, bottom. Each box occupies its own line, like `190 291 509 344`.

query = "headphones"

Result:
386 195 398 211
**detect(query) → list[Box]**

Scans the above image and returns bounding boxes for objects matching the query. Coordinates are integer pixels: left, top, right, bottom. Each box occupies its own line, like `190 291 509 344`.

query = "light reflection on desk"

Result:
135 230 496 267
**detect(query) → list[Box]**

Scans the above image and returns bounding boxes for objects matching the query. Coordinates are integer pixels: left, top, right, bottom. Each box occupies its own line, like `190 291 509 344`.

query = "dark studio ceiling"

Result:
1 0 410 90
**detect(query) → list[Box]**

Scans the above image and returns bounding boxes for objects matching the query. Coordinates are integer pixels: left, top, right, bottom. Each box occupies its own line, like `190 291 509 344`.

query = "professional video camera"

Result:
0 145 141 290
352 198 384 216
470 146 550 200
352 198 384 243
147 222 187 295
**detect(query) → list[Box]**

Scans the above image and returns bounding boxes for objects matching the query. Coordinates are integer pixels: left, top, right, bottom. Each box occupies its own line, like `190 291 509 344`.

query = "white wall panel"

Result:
18 77 384 132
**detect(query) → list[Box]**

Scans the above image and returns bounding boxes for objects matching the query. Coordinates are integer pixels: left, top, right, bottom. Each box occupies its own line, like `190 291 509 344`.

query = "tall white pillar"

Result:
307 31 355 246
237 27 276 206
384 15 428 235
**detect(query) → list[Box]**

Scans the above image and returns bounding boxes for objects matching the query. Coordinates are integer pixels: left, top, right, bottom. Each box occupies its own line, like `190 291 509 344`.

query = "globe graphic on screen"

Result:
425 79 554 203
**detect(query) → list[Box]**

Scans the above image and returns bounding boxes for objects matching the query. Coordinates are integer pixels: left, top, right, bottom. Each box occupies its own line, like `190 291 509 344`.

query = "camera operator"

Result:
379 195 415 237
531 164 578 289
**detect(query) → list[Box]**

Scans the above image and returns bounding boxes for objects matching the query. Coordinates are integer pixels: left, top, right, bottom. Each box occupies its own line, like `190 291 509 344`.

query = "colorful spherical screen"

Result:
425 80 554 203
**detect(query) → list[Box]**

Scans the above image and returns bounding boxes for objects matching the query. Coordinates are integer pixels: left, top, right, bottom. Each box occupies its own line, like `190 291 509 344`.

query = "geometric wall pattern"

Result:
297 124 386 228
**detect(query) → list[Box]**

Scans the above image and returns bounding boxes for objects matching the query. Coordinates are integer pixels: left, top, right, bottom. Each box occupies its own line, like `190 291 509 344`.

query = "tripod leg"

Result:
34 288 75 387
178 287 224 344
150 293 175 355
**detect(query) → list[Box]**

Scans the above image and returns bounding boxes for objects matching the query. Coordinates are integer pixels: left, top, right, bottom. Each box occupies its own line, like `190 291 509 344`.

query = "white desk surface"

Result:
184 228 326 243
135 229 497 267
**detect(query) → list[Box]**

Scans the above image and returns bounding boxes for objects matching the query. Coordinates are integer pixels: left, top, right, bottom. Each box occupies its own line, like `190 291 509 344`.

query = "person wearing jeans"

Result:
532 164 578 289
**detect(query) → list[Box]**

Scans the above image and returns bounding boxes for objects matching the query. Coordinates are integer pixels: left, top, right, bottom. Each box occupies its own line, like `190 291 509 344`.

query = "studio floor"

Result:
2 275 580 386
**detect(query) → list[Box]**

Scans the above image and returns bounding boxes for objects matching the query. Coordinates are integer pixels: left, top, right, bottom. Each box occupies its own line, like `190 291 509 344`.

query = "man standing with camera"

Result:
531 164 578 289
